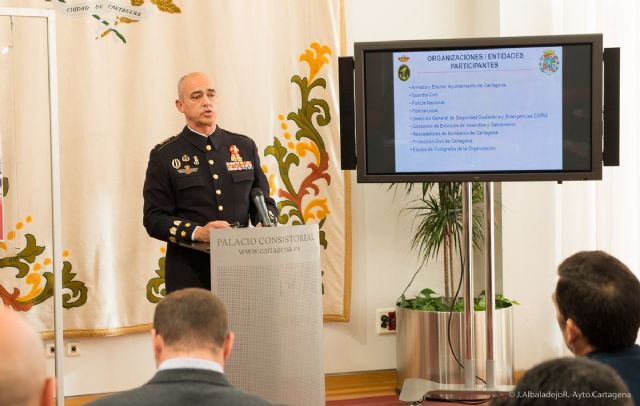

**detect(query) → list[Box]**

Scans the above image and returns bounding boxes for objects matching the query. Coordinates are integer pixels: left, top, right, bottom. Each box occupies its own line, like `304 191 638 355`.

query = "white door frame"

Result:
0 7 64 406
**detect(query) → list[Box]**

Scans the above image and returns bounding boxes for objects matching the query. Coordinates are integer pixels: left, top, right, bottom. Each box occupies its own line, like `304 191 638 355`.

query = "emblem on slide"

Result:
398 64 410 81
539 50 560 74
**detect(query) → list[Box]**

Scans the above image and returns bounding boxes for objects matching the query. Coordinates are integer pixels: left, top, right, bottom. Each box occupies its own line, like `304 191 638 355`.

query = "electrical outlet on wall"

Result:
375 307 396 335
45 343 55 358
66 342 80 357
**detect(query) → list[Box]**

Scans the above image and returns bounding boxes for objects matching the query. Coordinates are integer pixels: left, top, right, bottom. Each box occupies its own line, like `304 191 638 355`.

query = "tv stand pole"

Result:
485 182 497 389
462 182 476 388
399 182 513 404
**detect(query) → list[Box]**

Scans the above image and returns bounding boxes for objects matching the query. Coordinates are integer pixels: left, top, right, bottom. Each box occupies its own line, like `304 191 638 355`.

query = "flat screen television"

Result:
354 34 603 182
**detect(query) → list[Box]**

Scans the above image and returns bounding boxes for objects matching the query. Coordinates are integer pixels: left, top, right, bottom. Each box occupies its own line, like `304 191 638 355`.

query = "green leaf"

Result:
496 294 520 309
277 213 290 224
265 138 299 198
32 272 54 305
0 234 46 278
420 288 436 297
146 257 166 303
19 234 46 264
309 98 331 128
111 29 127 44
32 261 88 308
60 261 88 308
397 288 517 312
319 230 327 249
92 15 109 27
397 294 410 308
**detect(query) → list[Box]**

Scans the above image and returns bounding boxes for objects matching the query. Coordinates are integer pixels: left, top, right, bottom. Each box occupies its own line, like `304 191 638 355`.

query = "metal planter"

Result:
396 305 514 390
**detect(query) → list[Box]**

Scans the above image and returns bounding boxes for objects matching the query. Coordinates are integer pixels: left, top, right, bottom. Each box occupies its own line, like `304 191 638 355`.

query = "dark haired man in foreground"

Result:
553 251 640 403
89 288 276 406
492 357 631 405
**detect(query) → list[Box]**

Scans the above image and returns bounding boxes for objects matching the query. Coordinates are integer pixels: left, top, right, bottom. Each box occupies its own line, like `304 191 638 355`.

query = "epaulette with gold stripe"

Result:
224 129 252 141
155 135 178 151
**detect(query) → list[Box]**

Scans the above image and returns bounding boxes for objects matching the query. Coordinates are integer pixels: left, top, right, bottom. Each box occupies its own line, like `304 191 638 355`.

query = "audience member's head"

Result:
553 251 640 355
151 288 234 367
493 357 632 405
0 307 54 406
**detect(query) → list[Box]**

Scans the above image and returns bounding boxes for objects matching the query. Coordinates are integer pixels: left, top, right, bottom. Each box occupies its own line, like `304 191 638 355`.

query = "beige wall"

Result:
323 0 503 374
2 0 635 396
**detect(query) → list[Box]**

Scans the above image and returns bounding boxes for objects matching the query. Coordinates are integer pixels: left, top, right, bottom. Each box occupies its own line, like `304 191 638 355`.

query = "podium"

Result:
210 224 325 406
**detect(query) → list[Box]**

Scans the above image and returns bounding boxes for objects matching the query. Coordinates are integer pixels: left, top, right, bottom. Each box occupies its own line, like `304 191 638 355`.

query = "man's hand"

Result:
193 220 231 242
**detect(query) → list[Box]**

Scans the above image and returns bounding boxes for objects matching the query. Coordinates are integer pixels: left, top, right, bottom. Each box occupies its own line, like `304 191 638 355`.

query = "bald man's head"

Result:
175 72 217 135
0 308 54 406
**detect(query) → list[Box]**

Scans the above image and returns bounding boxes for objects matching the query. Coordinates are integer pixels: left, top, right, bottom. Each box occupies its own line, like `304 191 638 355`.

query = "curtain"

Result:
0 0 350 334
500 0 640 369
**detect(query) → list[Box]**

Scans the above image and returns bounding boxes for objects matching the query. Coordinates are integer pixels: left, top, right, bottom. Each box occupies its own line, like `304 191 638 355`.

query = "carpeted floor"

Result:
326 395 405 405
326 395 494 405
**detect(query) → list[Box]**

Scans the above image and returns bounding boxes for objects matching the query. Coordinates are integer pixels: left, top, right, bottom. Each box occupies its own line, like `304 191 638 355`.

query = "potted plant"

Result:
392 182 517 388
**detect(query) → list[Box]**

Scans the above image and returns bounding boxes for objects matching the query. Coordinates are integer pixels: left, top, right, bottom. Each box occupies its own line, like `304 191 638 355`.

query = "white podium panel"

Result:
210 224 324 406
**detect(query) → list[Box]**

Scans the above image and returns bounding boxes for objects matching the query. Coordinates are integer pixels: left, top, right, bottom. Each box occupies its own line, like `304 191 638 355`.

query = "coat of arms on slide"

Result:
49 0 182 44
398 56 410 81
539 49 560 74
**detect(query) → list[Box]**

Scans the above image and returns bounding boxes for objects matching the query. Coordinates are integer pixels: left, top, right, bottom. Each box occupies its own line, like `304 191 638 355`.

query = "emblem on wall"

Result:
48 0 182 44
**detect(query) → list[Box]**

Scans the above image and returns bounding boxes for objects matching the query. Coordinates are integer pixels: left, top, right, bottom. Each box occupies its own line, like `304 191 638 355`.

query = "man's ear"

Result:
151 329 164 365
564 318 584 347
175 98 184 113
222 331 234 362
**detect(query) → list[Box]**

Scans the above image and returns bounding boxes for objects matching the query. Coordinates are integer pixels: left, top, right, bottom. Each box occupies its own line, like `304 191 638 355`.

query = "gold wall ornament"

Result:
263 42 333 298
0 220 88 311
150 0 182 14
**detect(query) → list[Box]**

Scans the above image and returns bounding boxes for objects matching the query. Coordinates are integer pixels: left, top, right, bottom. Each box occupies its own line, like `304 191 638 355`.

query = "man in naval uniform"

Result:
143 72 277 293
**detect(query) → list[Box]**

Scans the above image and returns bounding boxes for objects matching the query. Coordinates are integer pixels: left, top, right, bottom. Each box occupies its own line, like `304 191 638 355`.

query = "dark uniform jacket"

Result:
87 368 278 406
143 126 277 292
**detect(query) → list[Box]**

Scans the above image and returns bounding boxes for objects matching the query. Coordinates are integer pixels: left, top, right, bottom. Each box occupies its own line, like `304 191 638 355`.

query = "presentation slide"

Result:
392 46 563 173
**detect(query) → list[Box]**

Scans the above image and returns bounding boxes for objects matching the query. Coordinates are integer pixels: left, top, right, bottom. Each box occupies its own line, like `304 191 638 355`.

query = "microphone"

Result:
250 188 274 227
